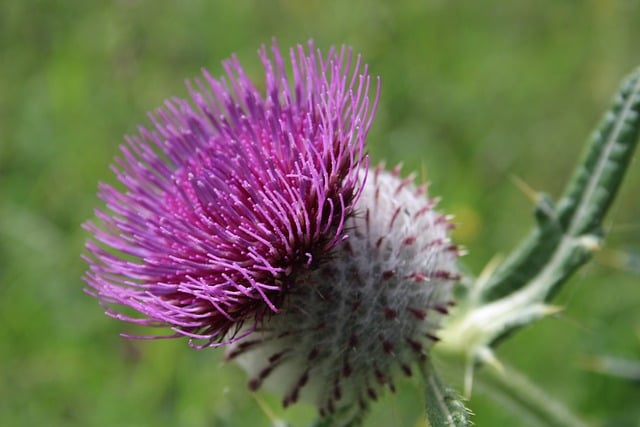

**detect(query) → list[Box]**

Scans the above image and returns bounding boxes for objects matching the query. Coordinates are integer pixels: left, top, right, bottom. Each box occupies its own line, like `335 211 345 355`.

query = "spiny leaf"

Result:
481 68 640 302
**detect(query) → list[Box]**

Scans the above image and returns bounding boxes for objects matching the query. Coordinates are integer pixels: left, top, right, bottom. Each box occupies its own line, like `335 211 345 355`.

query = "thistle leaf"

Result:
481 68 640 303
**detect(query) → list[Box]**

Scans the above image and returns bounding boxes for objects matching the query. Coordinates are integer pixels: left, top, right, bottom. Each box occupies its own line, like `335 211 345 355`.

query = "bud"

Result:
227 165 460 415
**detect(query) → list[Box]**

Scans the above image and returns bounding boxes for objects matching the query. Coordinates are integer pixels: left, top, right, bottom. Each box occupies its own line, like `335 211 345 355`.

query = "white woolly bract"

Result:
227 165 460 415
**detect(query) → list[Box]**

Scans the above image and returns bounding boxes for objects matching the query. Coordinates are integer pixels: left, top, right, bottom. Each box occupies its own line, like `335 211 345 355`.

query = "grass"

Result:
1 1 639 426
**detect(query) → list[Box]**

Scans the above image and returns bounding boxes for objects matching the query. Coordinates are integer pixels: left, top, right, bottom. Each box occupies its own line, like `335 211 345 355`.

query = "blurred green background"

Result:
1 1 639 426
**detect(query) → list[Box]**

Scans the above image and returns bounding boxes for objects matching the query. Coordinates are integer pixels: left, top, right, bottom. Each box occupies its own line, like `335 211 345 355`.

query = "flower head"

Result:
84 41 379 348
85 40 460 416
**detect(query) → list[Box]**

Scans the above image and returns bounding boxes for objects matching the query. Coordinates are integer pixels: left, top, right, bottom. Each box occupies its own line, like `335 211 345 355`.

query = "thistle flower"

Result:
84 40 460 415
84 41 378 347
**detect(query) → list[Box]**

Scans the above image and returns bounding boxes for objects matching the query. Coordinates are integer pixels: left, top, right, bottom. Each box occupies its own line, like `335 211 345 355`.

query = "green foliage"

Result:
1 1 639 426
482 68 640 303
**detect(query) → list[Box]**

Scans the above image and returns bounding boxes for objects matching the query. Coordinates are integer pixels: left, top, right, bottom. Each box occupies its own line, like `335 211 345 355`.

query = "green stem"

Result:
421 359 471 427
473 363 590 427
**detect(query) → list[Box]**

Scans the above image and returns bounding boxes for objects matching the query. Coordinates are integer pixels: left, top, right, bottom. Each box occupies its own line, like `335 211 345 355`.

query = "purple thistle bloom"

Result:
84 41 380 348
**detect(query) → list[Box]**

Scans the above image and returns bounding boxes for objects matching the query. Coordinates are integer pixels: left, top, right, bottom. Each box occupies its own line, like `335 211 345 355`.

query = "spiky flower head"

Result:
84 40 460 415
84 41 378 348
